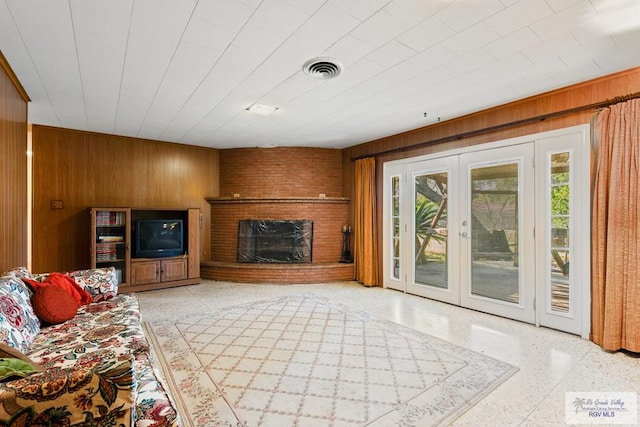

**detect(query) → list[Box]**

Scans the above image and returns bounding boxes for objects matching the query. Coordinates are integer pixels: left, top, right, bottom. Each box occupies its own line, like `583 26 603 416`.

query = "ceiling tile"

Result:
594 39 640 74
436 0 505 32
231 28 332 100
114 0 196 136
589 0 640 37
529 1 597 41
376 66 454 103
396 16 455 52
365 40 416 67
442 22 500 56
231 22 287 56
349 9 411 48
0 2 56 123
484 0 554 36
197 0 256 34
5 0 87 128
182 16 236 52
406 45 458 72
384 0 451 26
155 44 266 139
610 29 640 59
140 41 226 138
265 73 324 106
517 56 568 81
329 0 390 22
334 63 423 110
321 35 376 67
71 0 132 134
509 73 556 95
282 0 326 15
249 0 310 38
299 3 361 44
484 27 541 59
544 0 583 12
447 50 496 75
481 53 533 77
522 32 582 64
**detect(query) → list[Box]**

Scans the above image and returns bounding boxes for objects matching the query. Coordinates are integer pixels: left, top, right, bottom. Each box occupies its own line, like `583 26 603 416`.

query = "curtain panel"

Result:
592 98 640 352
354 157 379 287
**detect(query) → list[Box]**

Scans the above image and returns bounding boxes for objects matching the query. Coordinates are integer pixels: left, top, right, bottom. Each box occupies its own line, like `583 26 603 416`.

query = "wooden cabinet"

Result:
131 260 159 285
131 257 187 285
161 257 188 282
90 207 200 292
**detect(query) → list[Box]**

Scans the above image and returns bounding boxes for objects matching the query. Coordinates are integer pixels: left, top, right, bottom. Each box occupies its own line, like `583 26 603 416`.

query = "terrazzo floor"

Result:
136 280 640 427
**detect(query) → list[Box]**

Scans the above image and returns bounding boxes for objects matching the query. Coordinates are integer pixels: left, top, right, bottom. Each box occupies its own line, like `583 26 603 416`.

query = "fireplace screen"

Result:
238 220 313 263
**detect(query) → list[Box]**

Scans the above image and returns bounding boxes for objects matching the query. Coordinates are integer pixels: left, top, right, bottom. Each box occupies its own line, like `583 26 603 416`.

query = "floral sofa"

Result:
0 266 180 426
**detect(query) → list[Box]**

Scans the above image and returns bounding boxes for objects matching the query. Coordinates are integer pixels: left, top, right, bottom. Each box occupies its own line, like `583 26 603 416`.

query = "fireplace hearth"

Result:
238 219 313 263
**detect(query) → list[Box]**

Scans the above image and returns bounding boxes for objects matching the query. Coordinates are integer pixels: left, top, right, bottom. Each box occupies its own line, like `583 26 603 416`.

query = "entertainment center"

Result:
90 207 201 292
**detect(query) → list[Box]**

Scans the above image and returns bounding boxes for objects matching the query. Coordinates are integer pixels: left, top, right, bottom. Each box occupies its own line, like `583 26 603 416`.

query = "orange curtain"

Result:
354 157 379 287
592 98 640 352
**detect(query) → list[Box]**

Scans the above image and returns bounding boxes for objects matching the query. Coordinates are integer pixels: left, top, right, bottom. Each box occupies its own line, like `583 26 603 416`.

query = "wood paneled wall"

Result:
342 66 640 285
0 52 29 273
32 125 219 273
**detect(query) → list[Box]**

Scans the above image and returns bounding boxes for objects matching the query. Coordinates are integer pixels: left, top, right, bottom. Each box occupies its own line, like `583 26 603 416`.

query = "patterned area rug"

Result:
144 295 517 426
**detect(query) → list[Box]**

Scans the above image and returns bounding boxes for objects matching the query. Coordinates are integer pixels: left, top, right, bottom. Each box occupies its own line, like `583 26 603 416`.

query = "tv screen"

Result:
135 219 184 258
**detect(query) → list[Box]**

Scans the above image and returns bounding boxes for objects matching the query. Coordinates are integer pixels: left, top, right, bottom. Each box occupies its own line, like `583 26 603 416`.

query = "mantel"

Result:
206 197 350 204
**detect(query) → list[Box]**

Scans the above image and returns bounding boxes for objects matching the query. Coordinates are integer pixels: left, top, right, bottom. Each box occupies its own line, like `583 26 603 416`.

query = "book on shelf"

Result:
98 235 124 243
96 211 126 226
96 242 123 249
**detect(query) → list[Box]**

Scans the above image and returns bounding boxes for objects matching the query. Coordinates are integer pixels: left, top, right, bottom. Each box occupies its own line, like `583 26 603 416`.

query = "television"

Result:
135 219 184 258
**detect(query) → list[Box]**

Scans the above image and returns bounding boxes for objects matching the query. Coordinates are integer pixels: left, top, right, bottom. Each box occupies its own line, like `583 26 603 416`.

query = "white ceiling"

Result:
1 0 639 149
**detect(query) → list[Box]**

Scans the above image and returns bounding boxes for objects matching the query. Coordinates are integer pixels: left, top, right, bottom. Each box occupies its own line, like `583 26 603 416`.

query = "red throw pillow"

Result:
31 285 78 325
23 273 92 306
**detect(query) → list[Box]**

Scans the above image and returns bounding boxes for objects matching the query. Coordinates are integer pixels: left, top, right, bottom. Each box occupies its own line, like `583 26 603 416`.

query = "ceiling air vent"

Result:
302 57 342 80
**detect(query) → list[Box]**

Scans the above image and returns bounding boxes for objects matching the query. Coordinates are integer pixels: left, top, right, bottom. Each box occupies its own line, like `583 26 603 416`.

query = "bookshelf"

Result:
90 208 130 286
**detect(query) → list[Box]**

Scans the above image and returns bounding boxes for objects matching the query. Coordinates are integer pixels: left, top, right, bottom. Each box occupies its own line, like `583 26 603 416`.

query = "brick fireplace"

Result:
201 147 354 284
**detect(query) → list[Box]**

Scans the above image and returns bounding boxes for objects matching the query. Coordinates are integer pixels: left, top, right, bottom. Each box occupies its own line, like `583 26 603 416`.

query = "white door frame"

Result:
382 125 591 338
459 143 536 324
534 130 591 338
405 157 460 304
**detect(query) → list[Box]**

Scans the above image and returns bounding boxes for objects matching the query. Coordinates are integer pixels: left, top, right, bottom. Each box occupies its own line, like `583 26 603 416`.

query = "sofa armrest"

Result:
0 357 135 426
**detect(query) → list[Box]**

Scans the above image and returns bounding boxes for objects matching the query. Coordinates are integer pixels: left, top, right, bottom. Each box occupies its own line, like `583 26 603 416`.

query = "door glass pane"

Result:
549 152 570 313
391 176 401 280
414 172 448 288
470 163 520 303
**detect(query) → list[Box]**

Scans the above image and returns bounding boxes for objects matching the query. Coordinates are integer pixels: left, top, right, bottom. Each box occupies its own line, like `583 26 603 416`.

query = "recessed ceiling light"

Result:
246 102 278 115
302 57 343 80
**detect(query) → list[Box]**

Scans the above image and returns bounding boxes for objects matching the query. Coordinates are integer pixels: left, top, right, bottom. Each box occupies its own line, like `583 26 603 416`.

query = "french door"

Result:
383 126 590 336
404 156 460 304
459 144 535 324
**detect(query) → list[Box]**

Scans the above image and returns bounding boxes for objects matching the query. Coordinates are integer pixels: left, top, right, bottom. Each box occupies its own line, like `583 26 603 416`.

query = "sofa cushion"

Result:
0 276 40 353
0 357 135 426
2 266 33 281
27 295 147 371
24 273 93 306
31 284 78 325
68 267 119 302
